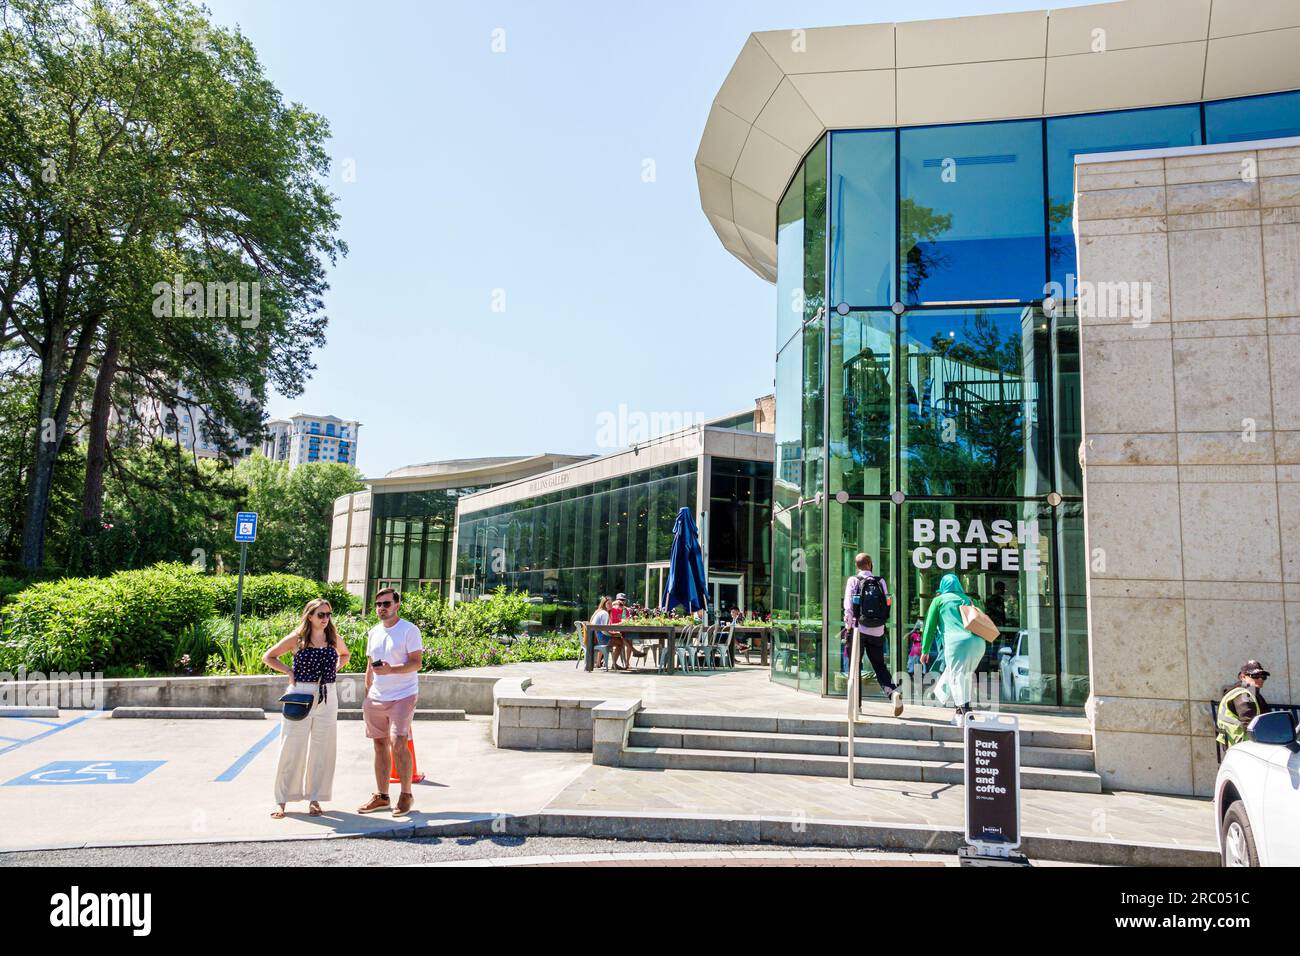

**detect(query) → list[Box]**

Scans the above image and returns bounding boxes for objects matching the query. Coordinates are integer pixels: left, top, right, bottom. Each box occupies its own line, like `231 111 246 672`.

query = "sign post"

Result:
961 711 1028 866
232 512 258 660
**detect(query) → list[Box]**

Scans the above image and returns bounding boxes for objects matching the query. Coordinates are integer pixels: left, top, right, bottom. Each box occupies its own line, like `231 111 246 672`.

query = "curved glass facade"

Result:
774 91 1300 705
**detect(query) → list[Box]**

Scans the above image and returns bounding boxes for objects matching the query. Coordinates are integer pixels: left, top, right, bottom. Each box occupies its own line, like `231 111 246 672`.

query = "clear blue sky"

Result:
202 0 1093 478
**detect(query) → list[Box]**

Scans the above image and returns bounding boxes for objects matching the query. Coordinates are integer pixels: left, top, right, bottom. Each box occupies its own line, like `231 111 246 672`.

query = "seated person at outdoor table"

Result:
607 593 646 669
726 606 749 652
588 597 614 670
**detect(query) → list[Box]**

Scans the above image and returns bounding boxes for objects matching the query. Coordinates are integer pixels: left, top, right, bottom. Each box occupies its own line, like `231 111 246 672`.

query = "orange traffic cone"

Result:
389 736 425 784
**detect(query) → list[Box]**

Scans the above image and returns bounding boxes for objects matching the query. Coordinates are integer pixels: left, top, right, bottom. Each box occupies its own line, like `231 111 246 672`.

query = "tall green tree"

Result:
229 455 363 581
0 0 345 570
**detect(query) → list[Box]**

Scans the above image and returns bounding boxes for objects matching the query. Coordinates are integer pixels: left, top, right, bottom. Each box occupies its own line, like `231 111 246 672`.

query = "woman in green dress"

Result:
920 573 985 724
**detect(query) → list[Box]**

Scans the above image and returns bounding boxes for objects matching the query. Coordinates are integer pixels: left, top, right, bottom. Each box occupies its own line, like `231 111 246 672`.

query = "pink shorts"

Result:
363 694 417 739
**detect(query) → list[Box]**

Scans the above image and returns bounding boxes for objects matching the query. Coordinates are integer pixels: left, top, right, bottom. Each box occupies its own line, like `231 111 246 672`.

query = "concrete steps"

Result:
624 710 1100 794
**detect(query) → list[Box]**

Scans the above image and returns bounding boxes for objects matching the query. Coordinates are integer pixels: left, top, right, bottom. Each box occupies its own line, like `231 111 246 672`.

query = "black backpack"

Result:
851 574 888 628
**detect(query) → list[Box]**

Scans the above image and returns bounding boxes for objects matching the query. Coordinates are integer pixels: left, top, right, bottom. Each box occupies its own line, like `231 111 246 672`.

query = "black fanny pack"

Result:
279 682 328 721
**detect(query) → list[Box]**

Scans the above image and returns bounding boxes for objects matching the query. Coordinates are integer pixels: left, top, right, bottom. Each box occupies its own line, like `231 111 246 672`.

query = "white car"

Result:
1214 709 1300 866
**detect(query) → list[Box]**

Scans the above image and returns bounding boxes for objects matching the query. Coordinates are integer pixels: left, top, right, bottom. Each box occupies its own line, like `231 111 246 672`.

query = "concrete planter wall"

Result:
490 676 639 757
3 672 501 715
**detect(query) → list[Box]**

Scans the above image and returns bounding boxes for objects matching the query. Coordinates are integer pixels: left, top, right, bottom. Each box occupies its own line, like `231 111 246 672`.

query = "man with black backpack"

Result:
843 552 903 717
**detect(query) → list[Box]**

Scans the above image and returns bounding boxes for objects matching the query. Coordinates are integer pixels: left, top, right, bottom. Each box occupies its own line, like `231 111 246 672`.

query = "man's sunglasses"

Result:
375 600 395 609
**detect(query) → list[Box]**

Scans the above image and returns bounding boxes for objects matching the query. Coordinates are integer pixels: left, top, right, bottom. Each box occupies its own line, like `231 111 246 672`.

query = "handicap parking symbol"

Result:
3 760 165 786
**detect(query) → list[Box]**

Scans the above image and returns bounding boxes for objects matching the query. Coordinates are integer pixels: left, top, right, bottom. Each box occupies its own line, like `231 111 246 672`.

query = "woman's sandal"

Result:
308 801 323 816
271 805 287 819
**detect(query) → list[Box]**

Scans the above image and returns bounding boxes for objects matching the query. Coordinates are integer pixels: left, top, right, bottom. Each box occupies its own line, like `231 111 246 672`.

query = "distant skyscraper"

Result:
262 413 360 469
139 383 255 460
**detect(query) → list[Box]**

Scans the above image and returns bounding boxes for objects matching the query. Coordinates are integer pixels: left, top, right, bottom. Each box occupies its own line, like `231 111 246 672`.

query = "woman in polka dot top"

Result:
261 598 351 818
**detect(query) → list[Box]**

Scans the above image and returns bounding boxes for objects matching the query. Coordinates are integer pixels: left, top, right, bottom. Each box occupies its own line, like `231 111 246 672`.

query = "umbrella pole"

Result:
848 629 861 786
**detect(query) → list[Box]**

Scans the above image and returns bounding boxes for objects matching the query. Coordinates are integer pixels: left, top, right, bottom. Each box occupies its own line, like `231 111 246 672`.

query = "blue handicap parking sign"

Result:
235 511 258 543
4 760 165 786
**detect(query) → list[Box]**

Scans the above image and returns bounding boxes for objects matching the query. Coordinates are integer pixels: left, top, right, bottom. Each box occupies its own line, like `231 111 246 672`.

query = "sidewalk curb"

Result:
10 809 1207 867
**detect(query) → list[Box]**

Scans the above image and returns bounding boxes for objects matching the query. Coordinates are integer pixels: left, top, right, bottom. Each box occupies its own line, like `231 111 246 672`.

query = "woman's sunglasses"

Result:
315 611 332 619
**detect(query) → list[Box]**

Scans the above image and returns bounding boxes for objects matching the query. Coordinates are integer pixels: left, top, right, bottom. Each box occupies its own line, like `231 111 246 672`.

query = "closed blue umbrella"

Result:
662 507 709 614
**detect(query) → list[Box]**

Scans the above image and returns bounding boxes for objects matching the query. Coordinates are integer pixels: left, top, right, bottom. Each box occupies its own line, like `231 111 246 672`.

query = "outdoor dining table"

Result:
729 625 771 666
581 622 682 673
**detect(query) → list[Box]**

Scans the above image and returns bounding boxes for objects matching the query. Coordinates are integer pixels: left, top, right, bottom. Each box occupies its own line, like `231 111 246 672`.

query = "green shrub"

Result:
402 587 531 643
0 576 31 609
318 581 358 615
207 573 322 617
0 563 216 672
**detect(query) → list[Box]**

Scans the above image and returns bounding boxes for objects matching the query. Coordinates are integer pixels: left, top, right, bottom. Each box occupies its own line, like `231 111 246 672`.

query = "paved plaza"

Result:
0 663 1217 862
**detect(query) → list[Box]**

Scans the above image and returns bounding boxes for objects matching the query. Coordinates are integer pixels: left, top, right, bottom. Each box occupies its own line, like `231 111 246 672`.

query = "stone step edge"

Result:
111 707 265 719
337 709 466 720
4 811 1210 868
634 710 1094 750
108 706 466 720
631 726 1094 763
622 746 1103 783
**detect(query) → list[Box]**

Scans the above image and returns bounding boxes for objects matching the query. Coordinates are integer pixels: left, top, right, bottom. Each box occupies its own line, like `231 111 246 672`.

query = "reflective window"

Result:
828 499 894 698
830 310 894 496
771 506 799 689
1046 105 1201 290
830 130 896 308
774 337 802 512
453 461 715 619
708 457 774 617
1056 503 1089 707
776 164 805 350
1206 90 1300 144
798 497 823 690
900 500 1057 707
899 120 1045 304
802 315 825 499
1053 308 1082 498
804 136 828 323
900 307 1050 498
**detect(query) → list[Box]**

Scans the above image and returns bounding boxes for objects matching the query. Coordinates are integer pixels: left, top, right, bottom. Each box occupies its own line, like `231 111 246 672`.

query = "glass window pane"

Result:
777 164 805 350
830 310 894 496
1054 306 1082 498
802 315 825 499
1046 106 1200 290
900 307 1051 497
772 506 799 688
899 120 1045 304
827 499 894 699
775 336 803 510
804 135 827 324
901 500 1058 707
1057 502 1089 707
1206 90 1300 144
830 130 896 308
798 498 823 693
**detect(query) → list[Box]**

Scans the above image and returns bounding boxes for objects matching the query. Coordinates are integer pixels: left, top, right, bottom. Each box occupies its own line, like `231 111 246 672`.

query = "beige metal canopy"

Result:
696 0 1300 282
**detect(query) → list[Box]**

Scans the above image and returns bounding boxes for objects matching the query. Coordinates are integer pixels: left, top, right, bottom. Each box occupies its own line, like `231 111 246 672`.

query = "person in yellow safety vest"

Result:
1216 660 1271 749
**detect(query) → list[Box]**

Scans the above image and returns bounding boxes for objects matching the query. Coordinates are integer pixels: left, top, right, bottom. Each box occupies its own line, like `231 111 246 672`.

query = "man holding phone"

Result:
358 587 423 816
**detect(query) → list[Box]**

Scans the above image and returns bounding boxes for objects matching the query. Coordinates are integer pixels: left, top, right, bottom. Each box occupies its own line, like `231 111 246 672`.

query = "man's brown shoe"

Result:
357 793 390 814
393 792 414 816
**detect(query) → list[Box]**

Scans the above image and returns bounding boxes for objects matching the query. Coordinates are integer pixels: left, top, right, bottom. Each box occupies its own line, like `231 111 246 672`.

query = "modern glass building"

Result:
697 2 1300 708
329 454 592 603
453 414 774 630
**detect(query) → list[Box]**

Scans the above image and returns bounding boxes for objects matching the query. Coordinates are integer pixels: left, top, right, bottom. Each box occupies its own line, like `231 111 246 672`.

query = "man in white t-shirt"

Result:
358 588 423 816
